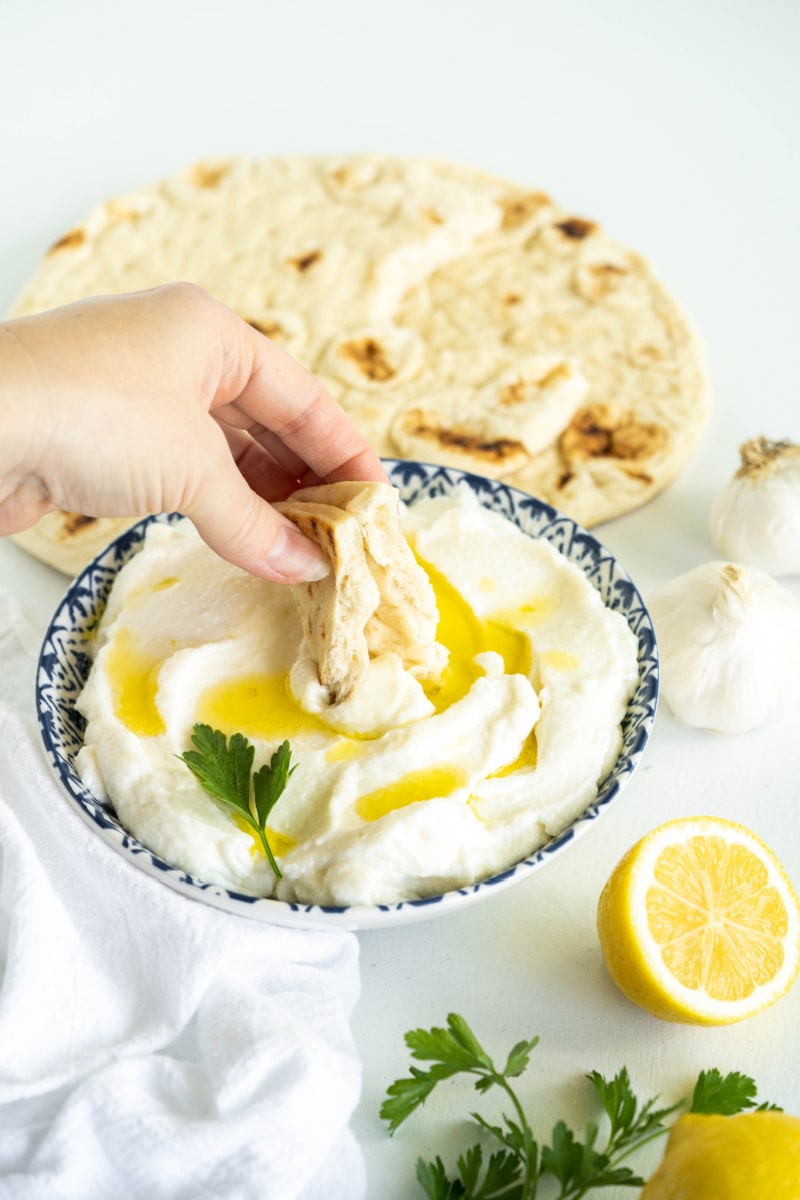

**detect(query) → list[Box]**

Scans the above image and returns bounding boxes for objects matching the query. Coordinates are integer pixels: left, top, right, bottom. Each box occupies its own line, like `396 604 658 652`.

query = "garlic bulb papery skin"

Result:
648 561 800 734
709 436 800 577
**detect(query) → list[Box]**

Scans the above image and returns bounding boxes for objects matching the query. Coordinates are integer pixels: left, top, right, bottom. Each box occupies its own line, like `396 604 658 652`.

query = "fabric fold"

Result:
0 590 364 1200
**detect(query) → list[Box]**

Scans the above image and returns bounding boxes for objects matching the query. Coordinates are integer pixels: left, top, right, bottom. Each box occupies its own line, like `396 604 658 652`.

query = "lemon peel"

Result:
642 1111 800 1199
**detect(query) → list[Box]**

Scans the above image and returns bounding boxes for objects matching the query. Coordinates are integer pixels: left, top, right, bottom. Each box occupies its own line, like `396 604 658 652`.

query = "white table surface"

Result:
3 1 800 1194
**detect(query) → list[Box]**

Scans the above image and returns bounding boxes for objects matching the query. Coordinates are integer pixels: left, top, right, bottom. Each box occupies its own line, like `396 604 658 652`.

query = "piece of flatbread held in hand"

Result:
275 482 447 703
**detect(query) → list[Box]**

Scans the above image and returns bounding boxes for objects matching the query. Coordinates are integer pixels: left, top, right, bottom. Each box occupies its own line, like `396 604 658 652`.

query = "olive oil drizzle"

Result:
105 627 166 737
107 555 557 831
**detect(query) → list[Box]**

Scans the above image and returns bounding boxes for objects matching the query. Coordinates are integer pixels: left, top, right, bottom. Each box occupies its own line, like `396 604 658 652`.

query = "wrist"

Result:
0 318 50 475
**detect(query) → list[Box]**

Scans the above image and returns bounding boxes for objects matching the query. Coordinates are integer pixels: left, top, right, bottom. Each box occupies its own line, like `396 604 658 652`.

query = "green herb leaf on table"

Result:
383 1012 775 1199
178 724 296 879
381 1014 538 1137
689 1068 781 1115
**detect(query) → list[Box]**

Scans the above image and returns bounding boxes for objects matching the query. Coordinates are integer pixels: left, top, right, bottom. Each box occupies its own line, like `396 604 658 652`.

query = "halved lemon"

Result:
597 816 800 1024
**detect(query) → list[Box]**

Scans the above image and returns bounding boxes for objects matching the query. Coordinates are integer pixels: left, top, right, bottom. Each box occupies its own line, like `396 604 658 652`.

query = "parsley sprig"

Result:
178 723 296 879
382 1013 776 1199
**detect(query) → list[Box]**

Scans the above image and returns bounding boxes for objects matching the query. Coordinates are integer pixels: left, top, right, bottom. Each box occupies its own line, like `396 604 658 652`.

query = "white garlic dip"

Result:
75 486 639 906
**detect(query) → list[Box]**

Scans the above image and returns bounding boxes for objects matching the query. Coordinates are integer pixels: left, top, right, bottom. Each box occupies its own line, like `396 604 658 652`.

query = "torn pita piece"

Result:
275 482 446 703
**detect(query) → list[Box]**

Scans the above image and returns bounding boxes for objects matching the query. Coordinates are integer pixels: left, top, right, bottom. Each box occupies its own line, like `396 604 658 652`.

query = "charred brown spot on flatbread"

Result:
537 361 574 388
502 292 522 307
497 362 575 407
307 515 335 553
500 191 551 230
498 380 527 407
288 249 323 273
329 163 373 190
575 261 629 302
48 228 86 254
401 408 526 464
105 202 141 224
190 163 230 189
563 407 616 458
420 207 444 225
339 337 396 382
245 316 286 340
611 421 667 460
561 404 667 464
629 341 671 367
61 513 97 537
555 217 597 240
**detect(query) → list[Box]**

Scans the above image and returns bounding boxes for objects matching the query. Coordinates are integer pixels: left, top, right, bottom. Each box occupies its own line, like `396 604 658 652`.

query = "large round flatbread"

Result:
7 154 708 575
9 511 136 576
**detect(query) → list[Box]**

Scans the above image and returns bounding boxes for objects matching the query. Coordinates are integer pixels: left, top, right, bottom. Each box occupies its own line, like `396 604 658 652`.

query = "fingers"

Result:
182 428 330 584
219 321 389 486
221 427 305 501
2 286 385 585
205 318 387 580
0 479 54 538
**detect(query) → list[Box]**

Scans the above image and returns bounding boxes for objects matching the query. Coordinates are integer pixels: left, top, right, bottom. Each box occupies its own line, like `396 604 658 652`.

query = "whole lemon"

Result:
641 1111 800 1198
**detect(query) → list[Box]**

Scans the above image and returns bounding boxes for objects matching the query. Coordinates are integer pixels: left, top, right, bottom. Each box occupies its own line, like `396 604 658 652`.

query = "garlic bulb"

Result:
710 436 800 576
649 561 800 733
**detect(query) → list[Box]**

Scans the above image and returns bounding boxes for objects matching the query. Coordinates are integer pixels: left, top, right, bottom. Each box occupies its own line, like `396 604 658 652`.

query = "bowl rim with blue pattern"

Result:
36 459 659 931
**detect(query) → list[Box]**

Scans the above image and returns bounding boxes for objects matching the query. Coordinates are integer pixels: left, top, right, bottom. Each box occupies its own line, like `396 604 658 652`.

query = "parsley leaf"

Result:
689 1068 781 1115
179 725 253 813
253 739 297 838
588 1067 683 1151
178 724 296 879
384 1013 776 1199
381 1014 538 1136
416 1156 466 1200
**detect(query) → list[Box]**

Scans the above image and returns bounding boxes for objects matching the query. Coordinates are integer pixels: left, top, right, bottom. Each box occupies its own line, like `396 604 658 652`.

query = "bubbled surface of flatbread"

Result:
8 153 709 573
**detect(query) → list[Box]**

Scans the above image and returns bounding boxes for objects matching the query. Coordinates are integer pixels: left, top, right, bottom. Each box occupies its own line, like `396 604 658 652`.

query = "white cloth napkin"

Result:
0 590 365 1200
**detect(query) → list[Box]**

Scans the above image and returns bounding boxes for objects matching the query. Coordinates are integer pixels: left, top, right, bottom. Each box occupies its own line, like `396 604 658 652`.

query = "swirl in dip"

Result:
76 486 638 906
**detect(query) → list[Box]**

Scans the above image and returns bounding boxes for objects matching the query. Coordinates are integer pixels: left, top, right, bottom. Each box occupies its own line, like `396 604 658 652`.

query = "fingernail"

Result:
267 526 330 582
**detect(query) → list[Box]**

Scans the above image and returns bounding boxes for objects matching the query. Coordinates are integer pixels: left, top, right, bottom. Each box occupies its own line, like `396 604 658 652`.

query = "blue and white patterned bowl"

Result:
37 460 658 931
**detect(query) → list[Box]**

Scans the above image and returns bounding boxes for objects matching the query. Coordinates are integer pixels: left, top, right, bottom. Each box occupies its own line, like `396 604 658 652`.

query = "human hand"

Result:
0 283 388 582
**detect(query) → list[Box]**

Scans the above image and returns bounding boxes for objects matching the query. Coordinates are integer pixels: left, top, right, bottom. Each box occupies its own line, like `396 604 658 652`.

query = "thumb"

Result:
185 459 330 583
